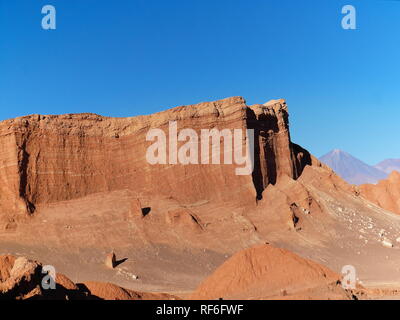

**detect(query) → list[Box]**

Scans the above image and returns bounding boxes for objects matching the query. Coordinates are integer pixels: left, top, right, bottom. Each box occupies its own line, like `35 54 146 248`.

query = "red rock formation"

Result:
0 254 177 300
56 273 79 291
131 199 144 218
359 171 400 214
165 208 203 232
4 96 400 300
0 255 42 299
0 97 313 236
105 252 117 269
190 244 349 300
247 99 312 199
0 255 15 281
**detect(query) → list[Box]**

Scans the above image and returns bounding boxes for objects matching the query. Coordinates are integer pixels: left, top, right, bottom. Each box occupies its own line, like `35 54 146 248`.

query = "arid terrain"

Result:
2 97 400 300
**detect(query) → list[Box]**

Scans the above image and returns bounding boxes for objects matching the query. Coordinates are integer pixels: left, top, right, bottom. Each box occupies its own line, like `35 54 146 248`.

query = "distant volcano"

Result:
374 159 400 175
319 149 387 185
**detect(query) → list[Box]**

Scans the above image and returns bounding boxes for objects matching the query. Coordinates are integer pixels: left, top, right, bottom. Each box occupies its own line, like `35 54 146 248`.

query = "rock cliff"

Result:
0 97 311 221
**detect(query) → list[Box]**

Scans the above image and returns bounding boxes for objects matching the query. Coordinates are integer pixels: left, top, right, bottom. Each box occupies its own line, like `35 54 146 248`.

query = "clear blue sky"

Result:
1 0 399 164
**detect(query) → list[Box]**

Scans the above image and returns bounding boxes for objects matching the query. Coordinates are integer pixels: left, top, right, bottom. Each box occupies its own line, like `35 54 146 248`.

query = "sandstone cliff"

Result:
0 97 311 221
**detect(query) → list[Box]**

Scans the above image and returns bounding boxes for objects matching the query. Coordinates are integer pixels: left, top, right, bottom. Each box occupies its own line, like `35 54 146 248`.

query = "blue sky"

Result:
0 0 399 164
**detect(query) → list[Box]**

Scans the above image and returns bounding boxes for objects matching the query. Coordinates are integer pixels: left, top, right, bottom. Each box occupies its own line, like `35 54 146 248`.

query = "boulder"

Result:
105 252 116 269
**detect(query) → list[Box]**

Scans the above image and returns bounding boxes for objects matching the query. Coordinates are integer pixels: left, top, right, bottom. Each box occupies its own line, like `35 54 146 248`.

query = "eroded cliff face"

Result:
0 97 311 219
247 99 312 199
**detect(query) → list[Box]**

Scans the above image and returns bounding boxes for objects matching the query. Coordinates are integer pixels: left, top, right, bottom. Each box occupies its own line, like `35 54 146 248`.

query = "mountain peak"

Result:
319 150 387 185
326 149 350 157
374 158 400 174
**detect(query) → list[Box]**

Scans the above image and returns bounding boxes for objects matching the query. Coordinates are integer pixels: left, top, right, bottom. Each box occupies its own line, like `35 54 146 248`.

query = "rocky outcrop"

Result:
0 97 311 222
0 255 43 300
359 171 400 214
0 254 178 300
105 252 117 269
165 208 203 232
247 99 312 200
